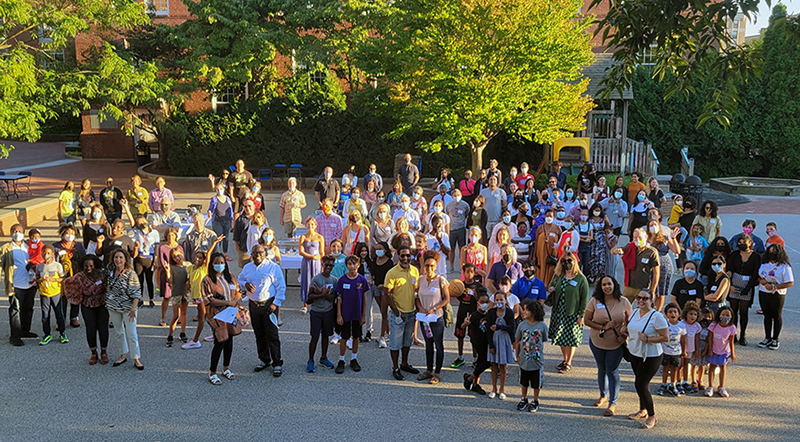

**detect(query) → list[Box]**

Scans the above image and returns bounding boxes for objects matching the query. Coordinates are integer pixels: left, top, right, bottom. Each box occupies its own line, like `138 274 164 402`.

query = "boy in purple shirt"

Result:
335 255 370 374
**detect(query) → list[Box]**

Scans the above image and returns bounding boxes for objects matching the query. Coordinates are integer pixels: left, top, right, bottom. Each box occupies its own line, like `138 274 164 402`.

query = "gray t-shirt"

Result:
480 187 506 223
397 163 419 190
445 200 470 230
309 273 338 312
515 320 548 371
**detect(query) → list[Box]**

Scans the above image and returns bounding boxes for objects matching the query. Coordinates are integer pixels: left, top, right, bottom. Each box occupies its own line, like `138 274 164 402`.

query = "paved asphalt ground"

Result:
1 181 799 441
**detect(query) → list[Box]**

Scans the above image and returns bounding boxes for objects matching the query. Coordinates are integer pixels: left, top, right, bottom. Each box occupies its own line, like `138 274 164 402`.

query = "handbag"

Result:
546 253 559 266
622 309 656 362
441 277 454 328
236 306 251 327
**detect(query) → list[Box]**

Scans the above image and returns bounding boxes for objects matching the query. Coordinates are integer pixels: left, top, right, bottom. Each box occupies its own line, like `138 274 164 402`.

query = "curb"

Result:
137 161 208 182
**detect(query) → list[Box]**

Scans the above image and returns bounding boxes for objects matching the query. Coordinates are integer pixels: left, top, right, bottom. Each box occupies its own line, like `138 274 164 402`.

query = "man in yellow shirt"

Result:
384 245 420 380
279 177 307 238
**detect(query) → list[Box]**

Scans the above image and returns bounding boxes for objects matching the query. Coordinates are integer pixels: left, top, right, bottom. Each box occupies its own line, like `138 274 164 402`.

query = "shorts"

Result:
237 249 251 269
661 354 682 368
622 286 644 303
689 355 707 367
388 310 416 351
309 309 335 338
340 319 363 341
520 368 543 389
454 307 474 339
449 227 466 250
707 352 730 366
283 220 298 237
171 293 189 305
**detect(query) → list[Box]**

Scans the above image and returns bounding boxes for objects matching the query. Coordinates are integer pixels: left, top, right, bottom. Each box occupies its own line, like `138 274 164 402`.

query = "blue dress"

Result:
300 240 321 303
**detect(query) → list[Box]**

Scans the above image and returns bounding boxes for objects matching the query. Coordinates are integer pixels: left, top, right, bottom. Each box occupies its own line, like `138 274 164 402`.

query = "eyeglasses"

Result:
252 251 266 255
635 296 651 301
399 254 411 258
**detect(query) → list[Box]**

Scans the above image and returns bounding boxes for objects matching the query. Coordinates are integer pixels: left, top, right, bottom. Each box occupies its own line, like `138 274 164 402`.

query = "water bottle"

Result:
422 322 433 339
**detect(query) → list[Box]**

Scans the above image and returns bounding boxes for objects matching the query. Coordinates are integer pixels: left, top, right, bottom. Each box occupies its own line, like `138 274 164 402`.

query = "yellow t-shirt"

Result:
59 190 76 216
187 264 208 300
668 204 683 225
384 264 419 314
36 262 64 298
127 186 149 216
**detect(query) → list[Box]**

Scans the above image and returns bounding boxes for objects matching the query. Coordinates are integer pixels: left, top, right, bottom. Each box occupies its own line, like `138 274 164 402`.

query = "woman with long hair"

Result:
203 252 241 385
106 249 143 370
547 251 589 374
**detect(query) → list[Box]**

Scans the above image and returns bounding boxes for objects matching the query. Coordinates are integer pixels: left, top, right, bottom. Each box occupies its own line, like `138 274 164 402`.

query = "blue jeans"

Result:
423 317 445 373
589 338 625 405
211 217 232 254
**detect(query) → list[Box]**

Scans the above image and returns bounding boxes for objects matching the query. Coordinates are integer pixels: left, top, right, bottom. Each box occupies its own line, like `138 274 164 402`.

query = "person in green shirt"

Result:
58 182 76 225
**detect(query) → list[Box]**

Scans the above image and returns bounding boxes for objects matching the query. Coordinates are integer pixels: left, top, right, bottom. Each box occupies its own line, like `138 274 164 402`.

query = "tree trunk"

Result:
471 139 489 172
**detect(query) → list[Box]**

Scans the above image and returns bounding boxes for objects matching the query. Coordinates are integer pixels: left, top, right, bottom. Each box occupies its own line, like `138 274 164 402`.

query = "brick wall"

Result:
80 132 134 159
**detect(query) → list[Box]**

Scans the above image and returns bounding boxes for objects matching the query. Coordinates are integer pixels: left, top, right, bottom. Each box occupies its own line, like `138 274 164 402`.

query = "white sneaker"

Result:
181 341 201 350
378 336 387 348
346 339 353 350
203 335 214 342
330 333 341 345
299 306 308 314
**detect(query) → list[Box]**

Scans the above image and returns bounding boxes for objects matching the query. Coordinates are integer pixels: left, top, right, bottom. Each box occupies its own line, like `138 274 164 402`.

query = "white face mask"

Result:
378 212 387 220
649 225 660 234
454 196 461 203
64 234 76 243
521 168 528 174
545 216 554 224
593 210 601 216
92 212 102 220
11 232 24 242
434 206 442 213
469 235 479 244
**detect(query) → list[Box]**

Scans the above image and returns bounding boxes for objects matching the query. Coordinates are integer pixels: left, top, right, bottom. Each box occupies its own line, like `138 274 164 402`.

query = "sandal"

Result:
556 361 566 371
558 363 572 373
100 351 109 365
594 396 608 407
159 321 167 327
89 352 98 365
628 410 648 420
641 418 658 429
222 369 235 380
604 405 616 416
417 371 434 381
209 374 222 385
429 374 440 385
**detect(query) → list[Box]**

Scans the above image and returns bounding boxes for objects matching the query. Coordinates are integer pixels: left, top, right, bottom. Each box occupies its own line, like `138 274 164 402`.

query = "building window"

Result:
639 44 658 66
89 110 118 130
41 49 65 70
147 0 169 15
213 85 247 112
309 70 327 87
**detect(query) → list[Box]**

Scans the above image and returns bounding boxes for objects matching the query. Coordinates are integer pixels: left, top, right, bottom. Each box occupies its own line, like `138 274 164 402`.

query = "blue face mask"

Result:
614 191 623 199
711 264 723 273
684 269 696 278
376 249 385 257
213 264 225 273
557 211 566 218
564 222 573 230
503 216 511 224
637 194 646 202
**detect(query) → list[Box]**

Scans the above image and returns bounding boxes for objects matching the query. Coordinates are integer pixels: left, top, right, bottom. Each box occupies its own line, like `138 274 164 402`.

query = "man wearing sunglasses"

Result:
384 245 421 380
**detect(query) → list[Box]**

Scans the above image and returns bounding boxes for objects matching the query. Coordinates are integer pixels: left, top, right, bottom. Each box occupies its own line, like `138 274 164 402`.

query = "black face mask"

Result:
502 253 511 263
562 260 573 271
524 269 535 278
737 243 748 251
542 193 549 201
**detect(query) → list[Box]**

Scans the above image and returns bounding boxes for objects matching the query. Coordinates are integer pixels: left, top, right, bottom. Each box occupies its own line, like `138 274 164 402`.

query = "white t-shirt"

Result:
11 242 31 290
682 320 702 354
490 293 520 312
758 262 794 295
627 308 668 359
425 233 449 275
662 321 687 356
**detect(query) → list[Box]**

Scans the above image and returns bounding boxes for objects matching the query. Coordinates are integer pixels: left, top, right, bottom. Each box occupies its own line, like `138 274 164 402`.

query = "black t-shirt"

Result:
468 309 489 347
671 278 705 309
678 211 697 233
100 235 136 265
648 189 665 208
314 178 341 203
100 187 124 214
459 279 483 311
228 170 254 200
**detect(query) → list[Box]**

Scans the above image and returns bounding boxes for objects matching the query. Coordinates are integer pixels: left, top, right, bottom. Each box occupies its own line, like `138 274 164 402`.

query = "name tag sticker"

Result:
58 250 66 256
688 289 697 295
570 280 578 286
343 283 351 289
710 286 717 292
532 289 539 294
641 258 649 264
430 286 439 293
202 241 209 246
114 240 122 246
95 280 102 286
549 232 556 237
411 279 416 285
742 276 750 281
229 284 236 290
596 303 605 309
710 219 717 224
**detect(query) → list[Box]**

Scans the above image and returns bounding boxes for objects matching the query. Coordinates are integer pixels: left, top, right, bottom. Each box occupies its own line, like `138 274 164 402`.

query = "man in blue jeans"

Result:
385 245 421 380
1 224 38 346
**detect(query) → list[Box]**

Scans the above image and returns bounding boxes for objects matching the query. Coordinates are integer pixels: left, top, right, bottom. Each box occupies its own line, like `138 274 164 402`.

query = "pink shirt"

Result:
708 322 737 355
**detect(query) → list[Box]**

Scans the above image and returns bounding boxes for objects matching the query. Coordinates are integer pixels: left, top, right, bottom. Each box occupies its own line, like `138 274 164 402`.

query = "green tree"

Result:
0 0 170 156
361 0 594 171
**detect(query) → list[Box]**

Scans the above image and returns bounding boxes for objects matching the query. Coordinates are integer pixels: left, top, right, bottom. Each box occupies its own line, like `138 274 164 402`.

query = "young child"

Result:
487 291 516 400
307 256 338 373
705 306 737 397
28 228 45 266
329 239 347 345
764 222 785 248
36 245 67 345
691 307 714 393
338 184 352 215
166 248 190 347
667 194 683 225
679 300 702 393
335 255 369 374
182 246 218 349
514 300 548 412
491 276 521 319
462 291 491 395
452 263 481 368
684 224 709 263
657 303 687 396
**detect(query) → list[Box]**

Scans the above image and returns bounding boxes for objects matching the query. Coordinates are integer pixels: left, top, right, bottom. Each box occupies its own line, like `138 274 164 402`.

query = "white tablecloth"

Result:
280 254 302 270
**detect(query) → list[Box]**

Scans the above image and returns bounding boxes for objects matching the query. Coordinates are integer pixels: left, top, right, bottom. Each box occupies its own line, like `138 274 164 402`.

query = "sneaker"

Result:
59 333 69 344
704 387 714 397
21 331 38 338
299 306 307 314
690 382 699 394
378 336 387 348
70 319 80 328
149 300 155 308
306 359 315 373
350 359 362 372
413 338 425 347
363 331 372 343
516 398 529 411
335 360 345 374
657 384 667 396
9 338 24 346
181 341 201 350
346 339 353 350
463 373 473 391
526 400 540 412
718 387 730 398
739 336 748 346
39 335 52 345
675 384 685 396
768 339 780 350
392 368 404 381
471 383 486 395
320 357 335 369
204 335 215 342
756 308 763 315
330 333 341 345
450 357 466 368
758 338 772 348
166 336 174 347
400 363 420 375
179 332 188 344
273 366 283 377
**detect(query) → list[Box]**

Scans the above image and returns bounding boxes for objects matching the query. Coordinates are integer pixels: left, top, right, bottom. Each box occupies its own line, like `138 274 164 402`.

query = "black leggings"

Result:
728 297 751 338
134 257 155 300
759 291 785 341
471 345 491 378
210 336 233 372
81 305 109 350
629 353 663 416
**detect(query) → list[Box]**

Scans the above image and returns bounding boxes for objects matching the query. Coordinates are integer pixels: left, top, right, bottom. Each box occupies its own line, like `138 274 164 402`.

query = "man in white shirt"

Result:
150 197 182 240
1 224 38 346
238 244 287 376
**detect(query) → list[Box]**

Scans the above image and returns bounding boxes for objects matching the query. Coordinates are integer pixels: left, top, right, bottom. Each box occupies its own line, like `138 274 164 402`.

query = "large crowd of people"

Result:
4 155 795 429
